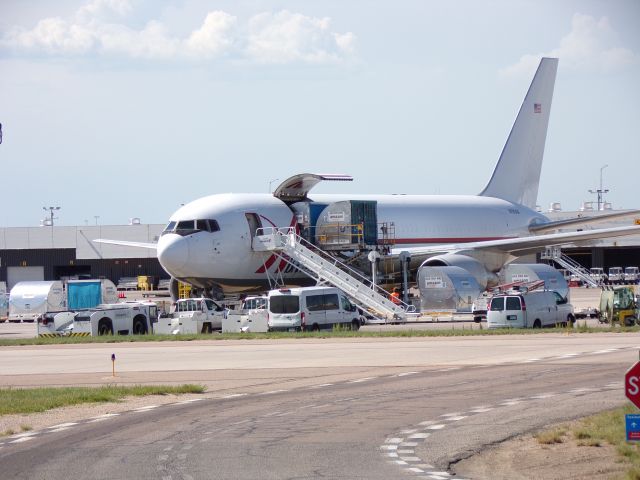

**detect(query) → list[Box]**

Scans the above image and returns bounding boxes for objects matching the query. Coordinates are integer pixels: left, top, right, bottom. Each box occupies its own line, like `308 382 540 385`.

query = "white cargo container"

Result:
9 281 66 323
499 263 569 301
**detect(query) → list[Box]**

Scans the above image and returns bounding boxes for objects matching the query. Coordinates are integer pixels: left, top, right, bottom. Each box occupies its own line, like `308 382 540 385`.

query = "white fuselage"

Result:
157 192 548 292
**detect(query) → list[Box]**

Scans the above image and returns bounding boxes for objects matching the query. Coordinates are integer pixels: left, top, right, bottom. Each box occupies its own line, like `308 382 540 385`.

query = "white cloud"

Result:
501 13 639 77
0 2 355 65
246 10 355 64
185 11 238 59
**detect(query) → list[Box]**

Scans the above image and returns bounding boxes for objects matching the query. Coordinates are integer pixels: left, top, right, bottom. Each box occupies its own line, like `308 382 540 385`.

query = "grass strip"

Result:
0 323 637 346
536 405 640 479
0 384 205 416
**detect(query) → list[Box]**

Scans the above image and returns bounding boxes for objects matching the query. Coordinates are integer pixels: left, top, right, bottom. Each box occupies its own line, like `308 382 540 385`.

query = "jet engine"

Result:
419 254 498 290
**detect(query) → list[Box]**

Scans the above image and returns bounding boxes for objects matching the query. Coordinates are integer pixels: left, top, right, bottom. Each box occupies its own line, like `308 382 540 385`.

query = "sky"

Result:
0 0 639 227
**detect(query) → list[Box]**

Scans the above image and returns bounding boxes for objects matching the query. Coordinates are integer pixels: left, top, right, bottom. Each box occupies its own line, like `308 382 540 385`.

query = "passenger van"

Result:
487 290 574 329
267 287 361 331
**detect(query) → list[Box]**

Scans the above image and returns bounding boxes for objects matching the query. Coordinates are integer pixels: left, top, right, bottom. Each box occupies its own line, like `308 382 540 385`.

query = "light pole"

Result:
268 178 279 193
588 164 609 211
42 206 60 226
94 215 100 225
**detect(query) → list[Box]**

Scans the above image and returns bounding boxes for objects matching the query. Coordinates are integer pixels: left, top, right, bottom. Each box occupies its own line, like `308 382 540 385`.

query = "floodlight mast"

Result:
43 206 60 226
588 164 609 211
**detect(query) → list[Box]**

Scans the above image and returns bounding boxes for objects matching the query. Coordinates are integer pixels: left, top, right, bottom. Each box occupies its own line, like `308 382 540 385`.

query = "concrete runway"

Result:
0 332 638 479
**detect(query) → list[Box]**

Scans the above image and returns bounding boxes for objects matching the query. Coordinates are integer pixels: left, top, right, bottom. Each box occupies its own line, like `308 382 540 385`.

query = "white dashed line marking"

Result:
9 437 34 444
48 422 78 429
386 438 403 444
425 424 445 430
409 432 432 438
222 393 247 399
88 413 120 423
530 393 556 399
175 398 203 404
396 371 419 377
261 390 288 395
133 405 158 412
309 384 334 388
445 415 467 421
350 377 376 383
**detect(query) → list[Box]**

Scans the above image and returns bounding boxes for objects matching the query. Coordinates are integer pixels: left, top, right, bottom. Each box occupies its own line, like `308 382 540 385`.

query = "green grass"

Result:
0 323 637 346
535 405 640 478
0 384 205 417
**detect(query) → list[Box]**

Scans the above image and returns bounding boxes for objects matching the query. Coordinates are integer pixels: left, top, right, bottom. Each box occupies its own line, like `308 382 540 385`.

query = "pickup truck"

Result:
154 297 226 334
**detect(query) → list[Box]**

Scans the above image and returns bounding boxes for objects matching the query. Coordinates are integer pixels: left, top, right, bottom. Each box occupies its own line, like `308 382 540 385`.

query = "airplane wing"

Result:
273 173 353 203
392 225 640 257
529 210 640 234
93 239 158 250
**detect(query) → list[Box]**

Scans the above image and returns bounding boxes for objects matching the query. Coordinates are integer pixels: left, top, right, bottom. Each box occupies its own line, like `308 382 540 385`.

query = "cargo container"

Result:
417 265 482 312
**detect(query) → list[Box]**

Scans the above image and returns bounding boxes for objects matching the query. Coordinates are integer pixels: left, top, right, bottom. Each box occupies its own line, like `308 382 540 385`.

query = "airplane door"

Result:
245 213 263 238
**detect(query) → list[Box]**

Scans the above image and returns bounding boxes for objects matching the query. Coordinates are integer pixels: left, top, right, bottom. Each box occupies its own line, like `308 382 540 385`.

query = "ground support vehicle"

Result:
154 298 225 334
36 311 78 337
608 267 624 285
223 296 268 333
598 286 640 327
72 302 157 336
487 290 574 329
267 287 361 332
624 267 639 285
471 293 490 322
589 268 608 285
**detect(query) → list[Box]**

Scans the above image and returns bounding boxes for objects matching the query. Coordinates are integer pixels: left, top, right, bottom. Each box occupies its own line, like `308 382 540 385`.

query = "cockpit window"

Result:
168 219 221 236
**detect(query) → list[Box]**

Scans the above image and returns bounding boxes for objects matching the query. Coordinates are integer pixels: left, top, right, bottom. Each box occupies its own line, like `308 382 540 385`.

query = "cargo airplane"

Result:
96 58 640 299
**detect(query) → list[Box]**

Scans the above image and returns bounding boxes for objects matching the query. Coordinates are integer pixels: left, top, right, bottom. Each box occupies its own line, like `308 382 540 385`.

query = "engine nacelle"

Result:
420 254 498 289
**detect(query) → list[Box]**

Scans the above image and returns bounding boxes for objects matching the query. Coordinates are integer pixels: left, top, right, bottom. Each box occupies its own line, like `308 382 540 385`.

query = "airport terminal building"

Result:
1 209 639 290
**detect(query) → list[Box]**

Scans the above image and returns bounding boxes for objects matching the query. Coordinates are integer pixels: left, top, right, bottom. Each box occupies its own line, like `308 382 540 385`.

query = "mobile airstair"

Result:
541 246 599 288
253 227 414 322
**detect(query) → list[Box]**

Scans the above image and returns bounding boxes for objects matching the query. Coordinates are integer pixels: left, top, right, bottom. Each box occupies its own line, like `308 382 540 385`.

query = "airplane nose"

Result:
157 234 189 275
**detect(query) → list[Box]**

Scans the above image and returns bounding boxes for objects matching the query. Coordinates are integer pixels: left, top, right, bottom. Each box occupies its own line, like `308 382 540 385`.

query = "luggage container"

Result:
314 200 378 249
417 265 482 312
9 281 66 323
499 263 569 300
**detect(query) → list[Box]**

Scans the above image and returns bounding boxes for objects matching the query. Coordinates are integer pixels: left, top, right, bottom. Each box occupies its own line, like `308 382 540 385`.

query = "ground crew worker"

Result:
391 287 401 304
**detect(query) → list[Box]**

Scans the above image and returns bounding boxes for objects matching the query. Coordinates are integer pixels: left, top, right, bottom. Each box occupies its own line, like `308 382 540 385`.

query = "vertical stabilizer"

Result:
479 57 558 208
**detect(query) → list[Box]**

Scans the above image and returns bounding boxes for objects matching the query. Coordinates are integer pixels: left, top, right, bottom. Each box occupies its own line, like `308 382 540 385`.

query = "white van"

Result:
267 287 361 332
487 290 574 329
